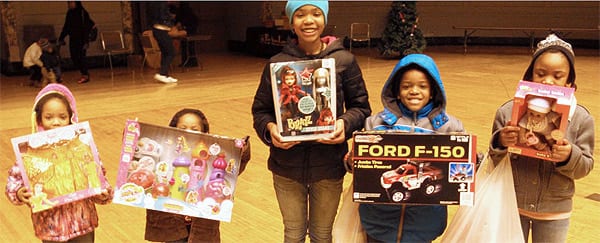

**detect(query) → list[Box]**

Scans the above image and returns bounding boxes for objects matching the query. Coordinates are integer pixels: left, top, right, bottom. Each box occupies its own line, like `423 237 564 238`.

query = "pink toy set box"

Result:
11 121 108 213
351 132 477 206
113 120 245 222
508 80 575 162
270 58 337 142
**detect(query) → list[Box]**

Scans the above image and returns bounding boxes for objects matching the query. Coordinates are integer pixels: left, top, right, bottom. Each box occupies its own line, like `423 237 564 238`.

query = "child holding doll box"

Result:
489 34 595 242
5 83 113 242
251 1 371 242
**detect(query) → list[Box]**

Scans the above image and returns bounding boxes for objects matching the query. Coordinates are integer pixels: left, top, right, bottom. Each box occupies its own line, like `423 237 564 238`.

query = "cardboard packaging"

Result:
270 58 337 141
508 80 575 161
11 121 107 213
352 132 477 206
113 120 246 222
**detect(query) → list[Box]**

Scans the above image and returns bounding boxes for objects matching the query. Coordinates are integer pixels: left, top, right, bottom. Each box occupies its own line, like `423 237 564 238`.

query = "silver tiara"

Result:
535 34 574 57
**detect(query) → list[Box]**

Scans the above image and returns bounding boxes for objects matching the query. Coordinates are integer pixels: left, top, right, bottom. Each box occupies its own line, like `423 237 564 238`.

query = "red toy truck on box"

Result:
380 160 444 202
352 132 477 206
508 80 575 162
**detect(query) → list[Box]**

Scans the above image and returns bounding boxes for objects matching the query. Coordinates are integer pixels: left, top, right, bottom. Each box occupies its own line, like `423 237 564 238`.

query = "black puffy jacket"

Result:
252 37 371 183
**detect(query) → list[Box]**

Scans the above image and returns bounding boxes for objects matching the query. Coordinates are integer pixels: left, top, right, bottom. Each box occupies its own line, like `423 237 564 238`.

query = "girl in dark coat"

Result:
251 1 371 241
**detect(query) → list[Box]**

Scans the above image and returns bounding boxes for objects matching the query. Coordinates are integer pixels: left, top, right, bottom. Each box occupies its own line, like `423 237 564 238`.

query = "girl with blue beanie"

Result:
252 1 371 242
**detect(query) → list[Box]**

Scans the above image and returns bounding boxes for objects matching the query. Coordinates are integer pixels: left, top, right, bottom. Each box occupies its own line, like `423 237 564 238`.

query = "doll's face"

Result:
397 69 431 112
291 5 325 43
176 113 202 132
527 109 547 124
284 74 296 87
532 52 571 87
40 97 71 130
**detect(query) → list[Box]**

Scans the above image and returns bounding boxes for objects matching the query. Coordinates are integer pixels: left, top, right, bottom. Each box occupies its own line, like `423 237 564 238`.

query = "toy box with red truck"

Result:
352 132 477 205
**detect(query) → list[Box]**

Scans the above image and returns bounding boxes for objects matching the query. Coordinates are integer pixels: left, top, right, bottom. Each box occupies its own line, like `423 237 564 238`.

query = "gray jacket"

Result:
489 100 594 213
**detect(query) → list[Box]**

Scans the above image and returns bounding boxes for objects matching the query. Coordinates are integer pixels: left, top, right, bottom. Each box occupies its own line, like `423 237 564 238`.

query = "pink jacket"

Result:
5 84 113 241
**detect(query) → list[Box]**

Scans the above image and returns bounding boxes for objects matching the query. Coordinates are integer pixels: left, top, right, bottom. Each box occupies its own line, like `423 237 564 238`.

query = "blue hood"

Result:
380 54 448 128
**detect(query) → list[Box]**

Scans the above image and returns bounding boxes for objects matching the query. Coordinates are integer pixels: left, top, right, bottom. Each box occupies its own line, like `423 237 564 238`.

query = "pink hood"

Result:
32 84 78 133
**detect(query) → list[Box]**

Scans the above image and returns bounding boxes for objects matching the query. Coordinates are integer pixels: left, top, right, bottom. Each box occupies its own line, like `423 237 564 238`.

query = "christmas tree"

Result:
379 1 426 58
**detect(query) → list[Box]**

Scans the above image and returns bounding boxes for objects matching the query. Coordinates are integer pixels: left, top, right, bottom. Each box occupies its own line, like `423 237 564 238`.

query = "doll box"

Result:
508 80 575 162
11 121 107 213
351 132 477 206
113 120 246 222
269 58 337 142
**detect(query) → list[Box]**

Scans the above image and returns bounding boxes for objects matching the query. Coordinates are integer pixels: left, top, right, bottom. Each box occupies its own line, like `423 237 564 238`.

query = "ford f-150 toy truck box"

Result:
352 132 477 206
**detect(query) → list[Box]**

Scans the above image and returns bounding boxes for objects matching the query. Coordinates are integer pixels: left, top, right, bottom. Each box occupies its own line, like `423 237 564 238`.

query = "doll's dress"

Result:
30 191 56 211
518 111 562 150
280 84 307 118
22 135 97 198
315 86 331 111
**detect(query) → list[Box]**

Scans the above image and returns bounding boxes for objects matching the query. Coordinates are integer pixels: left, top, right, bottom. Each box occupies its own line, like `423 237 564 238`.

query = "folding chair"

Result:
349 23 370 53
140 31 161 71
100 31 130 75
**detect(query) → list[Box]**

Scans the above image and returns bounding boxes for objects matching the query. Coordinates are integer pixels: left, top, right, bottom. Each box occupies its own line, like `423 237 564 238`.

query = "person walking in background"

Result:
489 34 594 242
5 83 113 242
147 1 178 84
58 1 96 84
251 1 371 242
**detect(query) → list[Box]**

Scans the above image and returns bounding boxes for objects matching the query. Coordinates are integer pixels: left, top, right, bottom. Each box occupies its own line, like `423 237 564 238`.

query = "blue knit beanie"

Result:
285 1 329 24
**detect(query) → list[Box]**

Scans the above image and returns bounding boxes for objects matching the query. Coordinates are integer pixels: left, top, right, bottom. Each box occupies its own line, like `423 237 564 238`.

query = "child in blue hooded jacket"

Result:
358 54 464 242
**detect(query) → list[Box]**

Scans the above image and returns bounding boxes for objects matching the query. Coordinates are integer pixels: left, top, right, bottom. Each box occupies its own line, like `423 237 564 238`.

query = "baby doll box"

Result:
113 119 246 222
351 131 477 206
11 121 107 213
269 58 337 142
508 80 575 162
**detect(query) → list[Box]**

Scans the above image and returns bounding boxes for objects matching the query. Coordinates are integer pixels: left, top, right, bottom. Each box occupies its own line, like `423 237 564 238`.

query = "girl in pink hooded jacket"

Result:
5 83 113 242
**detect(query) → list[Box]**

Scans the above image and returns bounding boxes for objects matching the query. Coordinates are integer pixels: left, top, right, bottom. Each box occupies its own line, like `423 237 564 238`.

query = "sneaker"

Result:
154 74 177 83
77 76 90 84
166 76 178 83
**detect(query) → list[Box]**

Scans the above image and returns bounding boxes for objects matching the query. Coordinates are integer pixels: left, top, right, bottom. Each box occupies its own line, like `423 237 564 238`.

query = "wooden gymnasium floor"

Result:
1 45 598 242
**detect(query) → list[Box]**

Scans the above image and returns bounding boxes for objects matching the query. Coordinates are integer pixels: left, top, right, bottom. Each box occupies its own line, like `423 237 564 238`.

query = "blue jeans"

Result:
273 174 343 243
520 215 569 243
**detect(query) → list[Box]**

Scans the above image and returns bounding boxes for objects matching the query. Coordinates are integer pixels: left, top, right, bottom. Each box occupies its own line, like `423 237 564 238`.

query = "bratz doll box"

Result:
351 132 477 206
10 121 108 213
269 58 337 142
508 80 575 162
113 120 246 222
